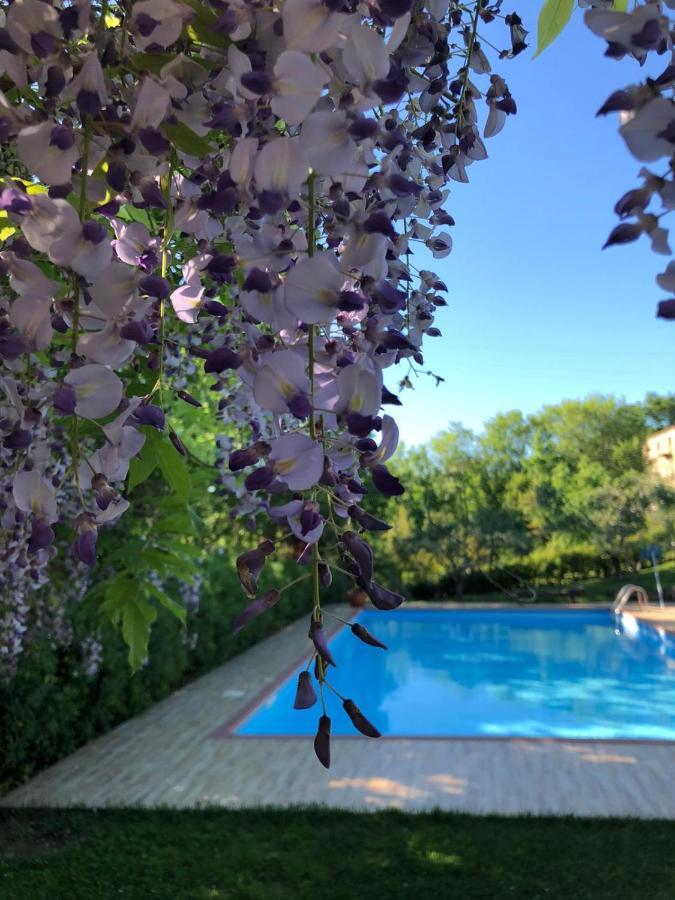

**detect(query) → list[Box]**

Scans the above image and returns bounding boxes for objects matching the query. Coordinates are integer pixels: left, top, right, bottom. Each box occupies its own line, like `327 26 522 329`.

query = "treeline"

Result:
375 394 675 598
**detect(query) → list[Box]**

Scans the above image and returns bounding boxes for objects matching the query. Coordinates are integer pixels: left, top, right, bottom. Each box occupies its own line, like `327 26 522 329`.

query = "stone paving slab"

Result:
3 605 675 817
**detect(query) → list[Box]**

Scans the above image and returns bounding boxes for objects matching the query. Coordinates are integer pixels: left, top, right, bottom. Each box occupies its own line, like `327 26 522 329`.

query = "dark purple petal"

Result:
309 618 336 667
342 531 374 582
243 267 272 293
363 579 404 610
241 70 273 95
169 430 187 456
244 465 275 491
139 275 171 299
139 127 171 156
318 561 332 588
603 222 642 249
28 518 55 553
231 589 280 633
287 393 311 419
371 464 404 496
135 12 160 36
204 346 242 373
229 446 261 471
4 428 32 450
49 125 75 150
348 505 391 532
236 539 275 598
82 220 107 244
120 319 154 344
73 528 98 567
346 412 380 438
133 404 165 430
381 386 402 406
0 188 32 215
657 299 675 319
203 300 230 317
53 384 77 415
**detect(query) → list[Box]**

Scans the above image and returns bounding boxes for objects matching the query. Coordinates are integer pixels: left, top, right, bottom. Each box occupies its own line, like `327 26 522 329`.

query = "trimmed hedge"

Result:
0 562 323 795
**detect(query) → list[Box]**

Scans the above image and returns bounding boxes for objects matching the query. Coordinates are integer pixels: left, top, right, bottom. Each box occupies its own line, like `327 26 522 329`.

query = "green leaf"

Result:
534 0 574 57
121 596 158 671
146 583 187 625
128 52 176 75
154 434 193 501
127 446 158 493
163 121 215 157
101 576 157 670
613 0 628 9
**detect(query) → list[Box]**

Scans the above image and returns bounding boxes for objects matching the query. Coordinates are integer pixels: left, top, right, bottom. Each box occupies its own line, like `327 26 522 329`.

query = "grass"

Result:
1 808 675 900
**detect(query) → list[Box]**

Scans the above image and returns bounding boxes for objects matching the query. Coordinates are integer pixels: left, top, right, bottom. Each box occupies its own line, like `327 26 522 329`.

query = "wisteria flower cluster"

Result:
582 1 675 319
0 0 523 762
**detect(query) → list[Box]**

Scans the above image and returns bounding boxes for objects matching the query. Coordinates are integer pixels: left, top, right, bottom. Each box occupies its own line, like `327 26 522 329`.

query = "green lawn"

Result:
2 808 675 899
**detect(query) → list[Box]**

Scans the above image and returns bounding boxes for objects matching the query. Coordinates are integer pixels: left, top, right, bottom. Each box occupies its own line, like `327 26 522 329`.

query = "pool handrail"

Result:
613 584 649 614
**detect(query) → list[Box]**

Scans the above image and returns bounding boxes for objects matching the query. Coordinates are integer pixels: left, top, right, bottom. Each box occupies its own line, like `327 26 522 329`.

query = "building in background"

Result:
645 427 675 484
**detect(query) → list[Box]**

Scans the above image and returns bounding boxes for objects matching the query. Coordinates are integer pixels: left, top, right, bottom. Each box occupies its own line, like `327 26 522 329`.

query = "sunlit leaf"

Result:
534 0 574 57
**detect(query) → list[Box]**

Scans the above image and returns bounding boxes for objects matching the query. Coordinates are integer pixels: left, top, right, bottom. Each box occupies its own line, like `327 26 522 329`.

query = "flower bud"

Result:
343 699 381 738
342 531 374 583
351 623 387 650
314 715 331 768
293 671 317 710
309 618 336 667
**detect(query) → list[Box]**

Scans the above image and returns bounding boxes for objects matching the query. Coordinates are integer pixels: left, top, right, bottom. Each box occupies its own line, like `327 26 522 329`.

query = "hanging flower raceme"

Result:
0 0 523 755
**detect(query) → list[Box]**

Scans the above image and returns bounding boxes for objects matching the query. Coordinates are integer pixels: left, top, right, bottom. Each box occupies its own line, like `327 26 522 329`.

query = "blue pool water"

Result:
235 609 675 739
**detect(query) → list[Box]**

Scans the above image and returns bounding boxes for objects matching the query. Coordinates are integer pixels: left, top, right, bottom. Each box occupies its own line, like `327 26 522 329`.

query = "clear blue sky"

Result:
395 11 675 446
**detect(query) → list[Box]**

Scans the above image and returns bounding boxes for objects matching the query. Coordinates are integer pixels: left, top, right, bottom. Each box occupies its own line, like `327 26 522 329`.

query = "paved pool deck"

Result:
2 603 675 818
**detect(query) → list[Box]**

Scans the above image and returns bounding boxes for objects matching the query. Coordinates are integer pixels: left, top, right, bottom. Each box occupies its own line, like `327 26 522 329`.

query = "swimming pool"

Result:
233 608 675 740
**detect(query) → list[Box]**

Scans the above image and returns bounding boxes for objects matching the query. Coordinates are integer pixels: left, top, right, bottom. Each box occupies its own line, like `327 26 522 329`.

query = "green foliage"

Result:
535 0 628 57
382 394 675 597
0 556 320 793
534 0 574 57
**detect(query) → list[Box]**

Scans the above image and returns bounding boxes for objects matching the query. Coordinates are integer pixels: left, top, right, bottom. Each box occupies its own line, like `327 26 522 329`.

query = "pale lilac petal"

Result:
284 253 344 324
171 273 204 323
254 137 308 195
17 121 80 185
12 470 58 523
282 0 344 52
269 433 324 490
271 51 328 125
77 324 135 366
336 364 382 417
9 296 53 350
301 112 356 177
65 364 124 420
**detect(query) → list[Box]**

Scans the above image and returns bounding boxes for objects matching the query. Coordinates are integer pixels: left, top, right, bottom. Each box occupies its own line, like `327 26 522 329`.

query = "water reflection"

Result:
236 609 675 739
